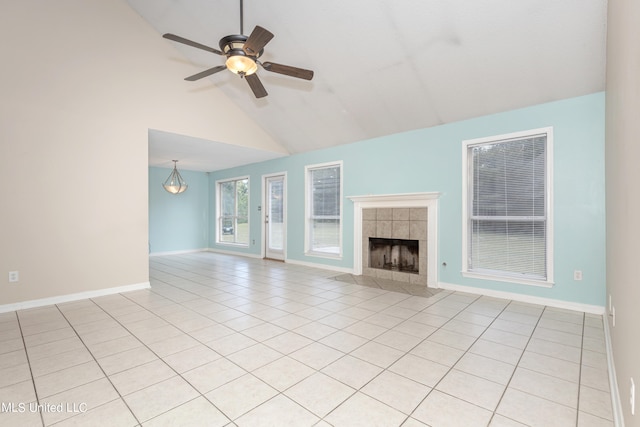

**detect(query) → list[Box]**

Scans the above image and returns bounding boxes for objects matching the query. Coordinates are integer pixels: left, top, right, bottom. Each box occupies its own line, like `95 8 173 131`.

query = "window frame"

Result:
216 176 250 247
304 161 343 259
461 127 554 287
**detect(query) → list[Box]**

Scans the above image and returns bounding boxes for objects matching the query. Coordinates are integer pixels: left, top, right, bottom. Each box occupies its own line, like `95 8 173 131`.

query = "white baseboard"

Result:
437 281 605 315
0 282 151 314
205 247 353 274
284 258 354 275
149 248 207 257
603 314 624 426
205 248 263 259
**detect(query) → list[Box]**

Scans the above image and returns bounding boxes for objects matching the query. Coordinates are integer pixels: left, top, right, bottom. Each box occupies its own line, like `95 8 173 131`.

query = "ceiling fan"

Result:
162 0 314 98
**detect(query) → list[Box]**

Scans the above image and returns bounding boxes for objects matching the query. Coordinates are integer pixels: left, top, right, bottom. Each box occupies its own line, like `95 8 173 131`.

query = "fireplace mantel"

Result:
349 192 440 287
348 192 441 205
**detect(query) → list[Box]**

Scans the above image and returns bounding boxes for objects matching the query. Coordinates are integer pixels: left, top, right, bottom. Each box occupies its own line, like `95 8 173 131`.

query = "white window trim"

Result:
261 171 288 259
461 127 554 288
304 160 343 259
216 175 250 247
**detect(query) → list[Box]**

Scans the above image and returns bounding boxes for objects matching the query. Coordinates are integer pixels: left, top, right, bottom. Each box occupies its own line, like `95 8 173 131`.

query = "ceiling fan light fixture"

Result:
162 3 313 98
163 160 188 194
225 53 258 76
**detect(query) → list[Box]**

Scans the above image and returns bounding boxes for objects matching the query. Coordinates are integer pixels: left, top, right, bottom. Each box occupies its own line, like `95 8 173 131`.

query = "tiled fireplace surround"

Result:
349 193 440 288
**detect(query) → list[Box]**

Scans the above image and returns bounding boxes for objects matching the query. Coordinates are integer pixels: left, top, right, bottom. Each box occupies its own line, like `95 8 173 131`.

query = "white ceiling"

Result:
148 129 286 172
129 0 607 172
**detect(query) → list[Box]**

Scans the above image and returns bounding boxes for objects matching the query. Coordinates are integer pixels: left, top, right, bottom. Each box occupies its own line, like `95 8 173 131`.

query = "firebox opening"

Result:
369 237 419 274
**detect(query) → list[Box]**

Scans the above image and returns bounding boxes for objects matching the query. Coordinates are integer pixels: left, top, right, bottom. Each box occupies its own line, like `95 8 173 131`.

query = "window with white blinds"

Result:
463 129 553 285
305 162 342 257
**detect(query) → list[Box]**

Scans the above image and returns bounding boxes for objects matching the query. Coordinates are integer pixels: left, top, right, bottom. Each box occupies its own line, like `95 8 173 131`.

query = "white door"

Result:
264 175 286 260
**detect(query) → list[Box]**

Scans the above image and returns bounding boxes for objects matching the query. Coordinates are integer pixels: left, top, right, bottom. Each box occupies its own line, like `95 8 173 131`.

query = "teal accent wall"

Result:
148 167 209 254
205 93 606 306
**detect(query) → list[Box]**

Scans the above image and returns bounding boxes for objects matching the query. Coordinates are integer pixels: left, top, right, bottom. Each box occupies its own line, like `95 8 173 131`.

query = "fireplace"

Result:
361 206 428 285
349 193 440 287
369 238 419 274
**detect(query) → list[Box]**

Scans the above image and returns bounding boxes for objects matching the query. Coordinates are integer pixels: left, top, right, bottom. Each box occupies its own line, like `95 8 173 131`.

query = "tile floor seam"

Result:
41 382 122 427
577 383 616 422
51 303 143 427
575 311 587 426
292 382 360 421
485 302 547 426
144 279 329 335
141 395 212 426
492 305 589 426
56 299 235 422
208 374 294 421
402 296 515 425
281 292 476 396
114 292 335 424
145 265 441 423
146 271 442 388
176 266 496 404
14 310 46 427
102 294 254 423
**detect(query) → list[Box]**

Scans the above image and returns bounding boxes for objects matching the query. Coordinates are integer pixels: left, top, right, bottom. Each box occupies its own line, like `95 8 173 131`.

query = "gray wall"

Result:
605 0 640 425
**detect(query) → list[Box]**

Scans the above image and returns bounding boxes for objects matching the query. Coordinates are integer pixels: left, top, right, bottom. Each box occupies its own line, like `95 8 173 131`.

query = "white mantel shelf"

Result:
349 192 440 287
348 192 442 205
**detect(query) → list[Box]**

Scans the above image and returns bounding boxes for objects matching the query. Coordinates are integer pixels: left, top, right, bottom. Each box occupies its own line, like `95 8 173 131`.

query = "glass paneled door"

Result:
264 175 286 260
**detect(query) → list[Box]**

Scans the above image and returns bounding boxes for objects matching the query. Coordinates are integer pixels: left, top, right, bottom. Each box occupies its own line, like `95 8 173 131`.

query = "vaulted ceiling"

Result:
129 0 607 172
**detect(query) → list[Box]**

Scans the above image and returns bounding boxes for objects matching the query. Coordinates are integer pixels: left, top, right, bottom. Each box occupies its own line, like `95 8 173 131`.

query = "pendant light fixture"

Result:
163 160 188 194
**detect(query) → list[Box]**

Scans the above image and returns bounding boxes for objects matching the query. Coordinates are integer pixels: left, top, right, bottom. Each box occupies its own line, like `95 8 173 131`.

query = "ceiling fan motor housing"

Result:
219 34 263 76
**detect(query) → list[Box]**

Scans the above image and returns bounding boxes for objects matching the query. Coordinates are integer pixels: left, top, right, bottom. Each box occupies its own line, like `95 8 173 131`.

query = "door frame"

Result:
262 172 287 261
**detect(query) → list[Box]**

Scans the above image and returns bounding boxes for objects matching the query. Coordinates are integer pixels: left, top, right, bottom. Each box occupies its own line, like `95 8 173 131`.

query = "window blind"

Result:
308 165 341 254
469 135 547 280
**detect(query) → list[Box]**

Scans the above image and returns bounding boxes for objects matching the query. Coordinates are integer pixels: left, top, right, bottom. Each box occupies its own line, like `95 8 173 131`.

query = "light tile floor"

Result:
0 252 614 426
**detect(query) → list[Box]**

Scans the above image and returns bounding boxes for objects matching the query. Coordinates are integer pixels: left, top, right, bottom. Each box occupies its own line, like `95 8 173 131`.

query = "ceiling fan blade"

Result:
163 33 224 56
245 73 268 98
243 26 274 56
261 62 314 80
185 65 227 81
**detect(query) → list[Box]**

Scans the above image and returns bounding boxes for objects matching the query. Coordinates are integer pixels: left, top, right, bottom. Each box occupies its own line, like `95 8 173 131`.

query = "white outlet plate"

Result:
8 271 19 283
573 270 583 280
612 306 616 327
631 378 636 416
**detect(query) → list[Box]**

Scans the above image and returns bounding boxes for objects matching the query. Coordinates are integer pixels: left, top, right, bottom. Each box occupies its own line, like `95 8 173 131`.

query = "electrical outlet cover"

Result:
631 378 636 416
611 306 616 327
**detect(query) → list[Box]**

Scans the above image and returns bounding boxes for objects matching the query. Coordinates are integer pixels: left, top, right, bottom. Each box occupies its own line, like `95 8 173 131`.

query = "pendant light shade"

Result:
163 160 188 194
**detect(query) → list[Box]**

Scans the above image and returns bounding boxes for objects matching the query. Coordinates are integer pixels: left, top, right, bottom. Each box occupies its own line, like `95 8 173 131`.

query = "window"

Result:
217 177 249 245
305 162 342 257
462 128 553 286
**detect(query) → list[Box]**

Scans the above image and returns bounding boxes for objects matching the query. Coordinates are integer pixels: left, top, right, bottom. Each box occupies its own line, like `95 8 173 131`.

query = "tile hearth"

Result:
333 274 441 298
